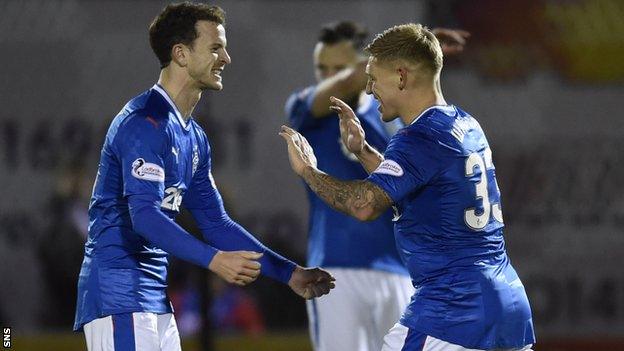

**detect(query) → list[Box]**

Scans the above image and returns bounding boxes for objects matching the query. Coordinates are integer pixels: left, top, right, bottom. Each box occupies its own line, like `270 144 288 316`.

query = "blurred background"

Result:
1 0 623 350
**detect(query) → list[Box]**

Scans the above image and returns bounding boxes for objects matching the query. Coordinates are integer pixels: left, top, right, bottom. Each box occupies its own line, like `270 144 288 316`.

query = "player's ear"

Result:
397 67 408 91
170 43 189 67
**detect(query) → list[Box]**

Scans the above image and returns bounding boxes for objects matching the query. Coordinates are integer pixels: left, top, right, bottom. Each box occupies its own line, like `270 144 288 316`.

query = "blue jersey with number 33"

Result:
367 105 535 349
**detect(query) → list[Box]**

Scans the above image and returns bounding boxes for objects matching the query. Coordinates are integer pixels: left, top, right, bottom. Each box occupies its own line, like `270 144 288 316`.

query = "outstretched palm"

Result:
330 96 365 155
279 125 318 176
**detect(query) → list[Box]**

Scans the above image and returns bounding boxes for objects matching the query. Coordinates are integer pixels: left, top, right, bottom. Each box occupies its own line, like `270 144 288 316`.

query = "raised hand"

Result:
330 96 366 155
279 125 318 176
288 266 336 299
208 250 262 286
431 28 470 56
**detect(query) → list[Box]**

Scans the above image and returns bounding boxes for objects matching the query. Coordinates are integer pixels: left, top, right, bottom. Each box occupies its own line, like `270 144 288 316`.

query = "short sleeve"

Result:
115 113 168 200
285 86 318 131
367 128 442 203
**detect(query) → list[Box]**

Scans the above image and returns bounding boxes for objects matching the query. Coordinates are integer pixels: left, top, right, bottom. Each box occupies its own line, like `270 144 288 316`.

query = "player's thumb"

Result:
241 251 263 260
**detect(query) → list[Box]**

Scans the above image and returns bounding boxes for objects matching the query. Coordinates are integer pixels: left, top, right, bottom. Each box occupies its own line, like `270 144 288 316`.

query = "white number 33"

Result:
464 148 504 231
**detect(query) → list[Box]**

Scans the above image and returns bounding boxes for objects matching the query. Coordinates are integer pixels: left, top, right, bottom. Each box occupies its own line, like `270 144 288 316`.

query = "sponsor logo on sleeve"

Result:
373 159 404 177
131 158 165 182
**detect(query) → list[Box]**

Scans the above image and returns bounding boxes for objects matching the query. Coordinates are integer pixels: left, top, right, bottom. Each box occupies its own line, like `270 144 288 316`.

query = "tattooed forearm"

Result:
301 167 392 221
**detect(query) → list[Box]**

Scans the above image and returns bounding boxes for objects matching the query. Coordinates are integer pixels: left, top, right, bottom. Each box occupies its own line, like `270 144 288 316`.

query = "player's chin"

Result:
202 80 223 91
380 110 397 122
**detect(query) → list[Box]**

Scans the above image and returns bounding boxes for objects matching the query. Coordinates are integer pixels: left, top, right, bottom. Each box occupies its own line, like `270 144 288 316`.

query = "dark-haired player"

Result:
285 21 468 351
74 3 334 350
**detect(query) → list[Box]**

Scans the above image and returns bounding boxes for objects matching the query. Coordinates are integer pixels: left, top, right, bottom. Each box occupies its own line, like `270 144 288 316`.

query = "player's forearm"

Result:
190 208 297 284
300 166 390 221
311 65 367 118
128 196 217 268
355 143 384 174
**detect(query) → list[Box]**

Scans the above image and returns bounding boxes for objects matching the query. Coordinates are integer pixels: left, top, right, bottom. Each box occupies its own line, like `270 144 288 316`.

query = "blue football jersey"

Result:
286 86 407 275
75 84 294 331
367 105 535 349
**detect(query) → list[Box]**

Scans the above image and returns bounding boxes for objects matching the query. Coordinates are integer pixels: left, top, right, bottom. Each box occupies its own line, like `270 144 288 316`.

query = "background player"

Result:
280 23 534 350
74 3 334 350
285 21 469 351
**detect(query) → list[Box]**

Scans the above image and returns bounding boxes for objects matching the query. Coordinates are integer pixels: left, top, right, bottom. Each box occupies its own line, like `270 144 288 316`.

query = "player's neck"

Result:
400 87 446 125
157 71 202 121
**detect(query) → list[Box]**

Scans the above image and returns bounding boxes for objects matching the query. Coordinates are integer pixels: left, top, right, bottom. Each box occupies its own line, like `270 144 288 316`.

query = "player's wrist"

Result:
207 250 224 270
354 143 373 157
299 165 318 179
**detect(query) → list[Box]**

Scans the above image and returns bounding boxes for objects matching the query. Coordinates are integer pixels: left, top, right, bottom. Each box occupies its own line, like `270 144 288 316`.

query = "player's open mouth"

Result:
211 68 223 77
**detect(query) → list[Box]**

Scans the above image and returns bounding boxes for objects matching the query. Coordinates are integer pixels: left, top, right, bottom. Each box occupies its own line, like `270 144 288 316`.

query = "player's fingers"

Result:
448 32 466 45
330 96 352 113
237 274 255 284
329 106 342 114
310 283 325 297
456 29 471 38
280 126 300 144
280 125 298 136
239 265 260 277
243 259 261 270
234 279 248 286
239 267 260 279
279 131 294 145
240 251 263 260
279 131 302 152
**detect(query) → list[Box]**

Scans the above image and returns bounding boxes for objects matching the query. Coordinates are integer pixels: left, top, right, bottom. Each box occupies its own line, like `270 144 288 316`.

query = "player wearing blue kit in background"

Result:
285 22 411 351
74 4 334 351
285 22 469 351
280 23 534 351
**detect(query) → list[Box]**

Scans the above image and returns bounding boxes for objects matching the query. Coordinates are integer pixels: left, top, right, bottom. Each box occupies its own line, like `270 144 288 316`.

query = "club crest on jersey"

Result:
192 145 199 175
374 159 404 177
131 158 165 182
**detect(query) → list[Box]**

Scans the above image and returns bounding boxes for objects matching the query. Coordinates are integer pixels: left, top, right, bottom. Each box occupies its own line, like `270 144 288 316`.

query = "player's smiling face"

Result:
313 41 359 82
365 56 400 122
186 21 231 91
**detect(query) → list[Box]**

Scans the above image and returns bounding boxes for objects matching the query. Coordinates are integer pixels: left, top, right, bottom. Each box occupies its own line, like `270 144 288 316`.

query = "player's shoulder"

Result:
114 88 175 134
285 85 316 112
408 105 478 140
388 105 467 150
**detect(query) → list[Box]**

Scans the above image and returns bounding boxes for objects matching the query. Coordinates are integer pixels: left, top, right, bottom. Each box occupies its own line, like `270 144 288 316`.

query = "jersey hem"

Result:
398 320 535 350
73 306 173 332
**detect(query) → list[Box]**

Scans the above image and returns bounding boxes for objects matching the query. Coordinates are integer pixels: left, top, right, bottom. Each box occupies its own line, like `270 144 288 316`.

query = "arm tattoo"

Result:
302 167 392 219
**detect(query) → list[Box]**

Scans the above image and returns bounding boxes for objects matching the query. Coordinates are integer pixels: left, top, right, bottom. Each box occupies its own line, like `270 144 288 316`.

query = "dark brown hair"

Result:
318 21 368 50
365 23 442 74
149 2 225 68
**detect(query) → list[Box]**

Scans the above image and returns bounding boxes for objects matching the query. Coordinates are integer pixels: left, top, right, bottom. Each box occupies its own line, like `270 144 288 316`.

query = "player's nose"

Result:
221 49 231 64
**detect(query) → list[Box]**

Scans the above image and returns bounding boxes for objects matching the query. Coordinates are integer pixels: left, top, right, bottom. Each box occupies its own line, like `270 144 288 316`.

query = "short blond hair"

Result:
365 23 442 74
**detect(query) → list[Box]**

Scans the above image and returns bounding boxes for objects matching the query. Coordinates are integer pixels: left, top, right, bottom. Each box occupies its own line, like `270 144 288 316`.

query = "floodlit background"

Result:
1 0 623 350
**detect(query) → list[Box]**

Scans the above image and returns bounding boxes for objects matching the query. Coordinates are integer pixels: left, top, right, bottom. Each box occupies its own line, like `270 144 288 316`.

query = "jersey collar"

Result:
410 104 456 125
152 84 191 131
